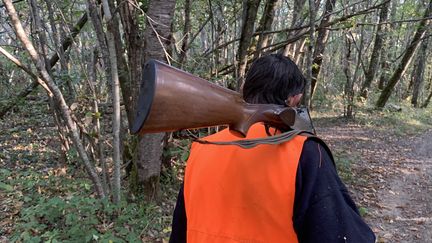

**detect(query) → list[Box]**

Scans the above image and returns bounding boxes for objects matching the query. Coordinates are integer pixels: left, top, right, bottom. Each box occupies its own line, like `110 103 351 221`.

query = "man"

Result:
169 54 375 242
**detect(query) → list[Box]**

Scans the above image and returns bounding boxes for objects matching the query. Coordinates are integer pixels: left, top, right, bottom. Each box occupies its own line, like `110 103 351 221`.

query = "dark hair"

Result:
242 54 306 105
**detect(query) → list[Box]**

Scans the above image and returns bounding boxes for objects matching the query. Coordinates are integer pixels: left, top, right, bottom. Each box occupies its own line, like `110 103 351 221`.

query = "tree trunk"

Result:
310 0 336 99
178 0 191 66
253 0 278 59
343 34 355 118
303 0 317 108
237 0 261 90
378 1 397 90
87 49 110 195
411 35 429 107
138 0 176 201
376 0 432 108
421 75 432 108
282 0 306 57
359 0 390 99
117 1 144 198
101 0 122 204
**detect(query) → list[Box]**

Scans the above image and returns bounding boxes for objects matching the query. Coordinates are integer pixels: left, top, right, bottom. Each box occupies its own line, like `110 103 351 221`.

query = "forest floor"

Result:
1 99 432 242
315 113 432 243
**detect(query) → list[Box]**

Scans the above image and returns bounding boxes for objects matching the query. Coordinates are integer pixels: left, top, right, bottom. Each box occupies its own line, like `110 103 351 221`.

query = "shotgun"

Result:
131 60 315 138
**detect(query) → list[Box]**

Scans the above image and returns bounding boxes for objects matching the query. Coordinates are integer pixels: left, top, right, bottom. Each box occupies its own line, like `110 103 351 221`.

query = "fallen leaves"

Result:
316 117 432 242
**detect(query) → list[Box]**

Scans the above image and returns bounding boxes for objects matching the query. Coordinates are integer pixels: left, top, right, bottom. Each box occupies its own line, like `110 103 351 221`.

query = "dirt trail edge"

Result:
316 118 432 243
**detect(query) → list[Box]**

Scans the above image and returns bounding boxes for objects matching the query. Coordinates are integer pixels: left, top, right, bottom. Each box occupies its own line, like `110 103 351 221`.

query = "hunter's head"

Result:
242 54 305 107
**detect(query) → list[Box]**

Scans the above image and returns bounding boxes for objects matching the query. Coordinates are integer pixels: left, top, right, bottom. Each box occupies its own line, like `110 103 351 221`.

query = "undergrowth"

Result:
0 97 187 242
0 164 180 242
2 96 431 242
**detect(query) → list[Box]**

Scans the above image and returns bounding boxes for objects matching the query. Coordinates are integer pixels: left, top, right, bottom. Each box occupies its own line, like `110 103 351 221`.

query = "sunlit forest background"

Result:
1 0 431 242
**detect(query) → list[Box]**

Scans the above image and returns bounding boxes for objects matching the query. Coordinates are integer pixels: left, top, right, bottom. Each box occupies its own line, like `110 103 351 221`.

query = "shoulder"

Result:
300 136 335 166
296 136 339 193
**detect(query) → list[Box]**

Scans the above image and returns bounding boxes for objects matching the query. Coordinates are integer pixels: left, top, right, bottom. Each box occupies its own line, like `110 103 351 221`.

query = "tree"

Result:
282 0 306 59
178 0 191 66
359 0 390 100
237 0 261 90
376 0 432 108
253 0 279 59
303 0 317 107
411 34 429 107
3 0 106 198
137 0 176 200
310 0 336 100
0 13 88 118
421 75 432 108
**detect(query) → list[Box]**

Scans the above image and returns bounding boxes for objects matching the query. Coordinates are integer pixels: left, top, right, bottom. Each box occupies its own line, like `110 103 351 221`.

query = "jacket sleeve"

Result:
169 185 187 243
293 139 376 243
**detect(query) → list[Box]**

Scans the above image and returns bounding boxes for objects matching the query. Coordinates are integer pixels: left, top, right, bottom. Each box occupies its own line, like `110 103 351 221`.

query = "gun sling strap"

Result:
195 130 316 149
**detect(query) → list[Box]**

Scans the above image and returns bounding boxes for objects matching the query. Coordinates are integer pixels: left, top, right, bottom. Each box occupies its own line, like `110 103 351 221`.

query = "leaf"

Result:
93 112 102 119
0 168 11 177
70 103 79 111
0 182 13 192
181 152 190 162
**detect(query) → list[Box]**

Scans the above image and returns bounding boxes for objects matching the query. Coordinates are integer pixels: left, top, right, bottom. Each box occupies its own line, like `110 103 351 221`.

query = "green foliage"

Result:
355 102 432 136
11 194 159 242
163 138 191 164
1 163 174 242
334 150 357 184
358 207 369 217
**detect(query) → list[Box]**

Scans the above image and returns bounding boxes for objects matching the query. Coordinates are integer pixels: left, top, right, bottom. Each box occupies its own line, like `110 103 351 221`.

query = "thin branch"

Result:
356 16 432 26
390 32 432 63
0 12 88 117
187 15 211 51
348 31 368 76
49 13 88 69
145 14 174 65
0 0 24 8
0 46 52 95
217 0 389 76
3 0 105 198
127 1 174 64
207 0 389 58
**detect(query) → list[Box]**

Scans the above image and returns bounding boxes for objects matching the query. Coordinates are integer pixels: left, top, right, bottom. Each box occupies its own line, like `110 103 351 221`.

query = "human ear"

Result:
286 94 303 107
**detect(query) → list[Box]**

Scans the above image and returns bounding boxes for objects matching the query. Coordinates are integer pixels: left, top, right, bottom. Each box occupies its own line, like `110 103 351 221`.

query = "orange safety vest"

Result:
184 123 307 243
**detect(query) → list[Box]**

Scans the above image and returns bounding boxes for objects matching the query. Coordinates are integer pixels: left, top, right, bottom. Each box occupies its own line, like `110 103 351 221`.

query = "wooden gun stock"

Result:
131 60 314 137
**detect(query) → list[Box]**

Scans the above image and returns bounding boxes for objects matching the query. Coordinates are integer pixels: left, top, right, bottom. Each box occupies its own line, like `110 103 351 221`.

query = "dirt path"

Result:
316 118 432 243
